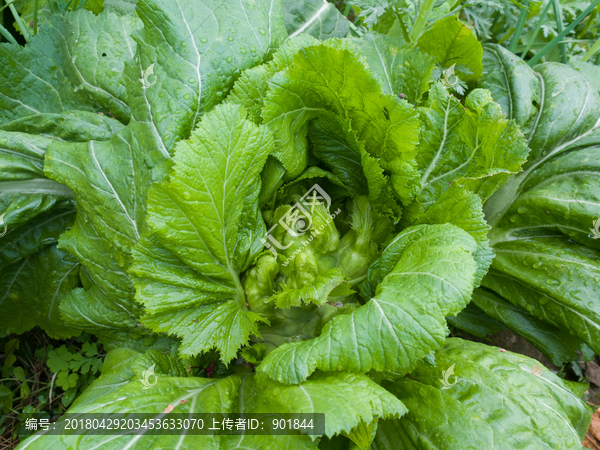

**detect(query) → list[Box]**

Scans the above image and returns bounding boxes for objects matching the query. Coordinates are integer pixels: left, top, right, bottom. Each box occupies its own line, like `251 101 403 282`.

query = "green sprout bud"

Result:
243 254 279 315
337 197 379 283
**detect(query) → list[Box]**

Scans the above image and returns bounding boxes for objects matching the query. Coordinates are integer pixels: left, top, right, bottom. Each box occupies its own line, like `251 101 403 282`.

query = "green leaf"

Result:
61 387 78 408
283 0 350 40
375 338 592 449
0 245 81 339
262 39 421 195
350 0 399 28
274 268 348 309
479 44 543 133
20 381 30 400
58 285 173 353
69 348 137 408
81 342 98 357
415 84 529 211
13 366 26 382
241 342 269 364
375 380 494 449
0 385 13 413
483 240 600 353
0 130 77 264
132 103 274 362
259 223 478 384
416 16 483 83
308 111 401 222
480 46 600 359
40 0 287 347
227 34 318 125
18 349 406 449
47 345 73 373
471 287 584 366
56 371 79 390
571 60 600 95
447 301 505 339
414 184 493 287
0 7 139 125
350 33 436 105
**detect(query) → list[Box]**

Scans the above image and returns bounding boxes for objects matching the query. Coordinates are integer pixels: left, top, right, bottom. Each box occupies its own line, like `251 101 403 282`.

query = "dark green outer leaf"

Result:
39 0 286 349
471 287 584 366
447 301 505 339
480 45 600 360
0 245 80 338
0 7 140 125
373 338 592 449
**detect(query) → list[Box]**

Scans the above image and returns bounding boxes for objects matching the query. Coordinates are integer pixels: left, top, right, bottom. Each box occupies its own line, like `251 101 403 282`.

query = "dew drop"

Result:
258 27 266 35
228 35 234 41
200 37 208 43
239 47 247 55
517 207 527 213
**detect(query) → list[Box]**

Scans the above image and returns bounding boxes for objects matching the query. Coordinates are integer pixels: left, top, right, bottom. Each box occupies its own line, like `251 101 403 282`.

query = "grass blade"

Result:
509 0 530 53
410 0 436 43
343 2 352 17
33 0 38 35
0 23 18 44
520 0 552 58
551 0 567 64
6 0 30 41
582 36 600 62
528 0 600 66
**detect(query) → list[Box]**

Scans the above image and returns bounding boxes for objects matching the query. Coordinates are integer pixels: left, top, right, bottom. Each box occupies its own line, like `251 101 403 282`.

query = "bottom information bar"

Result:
24 413 325 436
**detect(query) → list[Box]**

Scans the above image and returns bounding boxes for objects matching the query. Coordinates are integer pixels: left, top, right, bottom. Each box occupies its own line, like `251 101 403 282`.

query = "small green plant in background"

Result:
0 332 104 445
45 341 103 408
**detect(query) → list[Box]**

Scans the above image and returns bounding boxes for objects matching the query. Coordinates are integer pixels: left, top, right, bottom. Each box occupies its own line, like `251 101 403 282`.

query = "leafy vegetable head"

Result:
3 2 592 449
